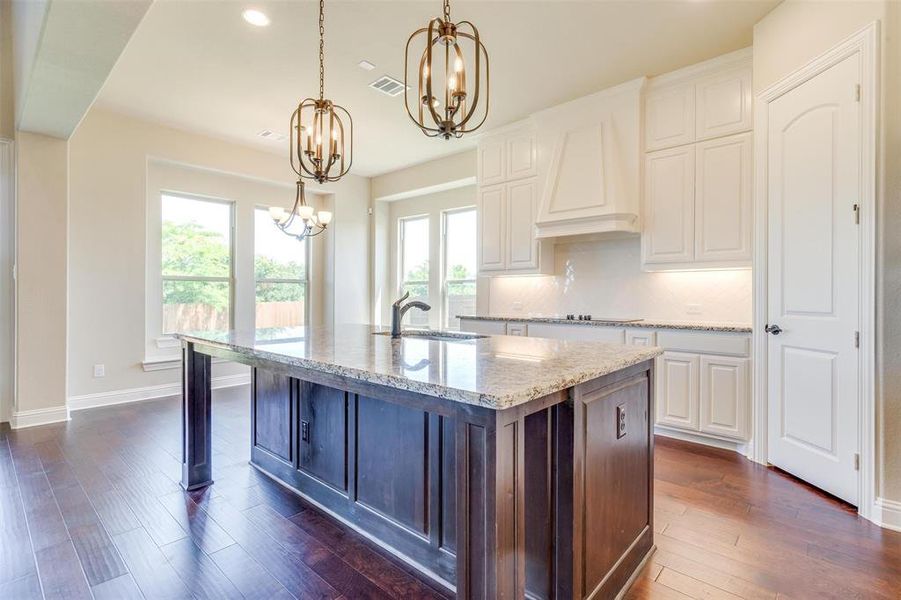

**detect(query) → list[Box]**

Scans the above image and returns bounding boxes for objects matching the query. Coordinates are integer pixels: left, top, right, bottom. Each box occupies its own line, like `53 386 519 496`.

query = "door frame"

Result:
0 139 14 425
752 22 878 521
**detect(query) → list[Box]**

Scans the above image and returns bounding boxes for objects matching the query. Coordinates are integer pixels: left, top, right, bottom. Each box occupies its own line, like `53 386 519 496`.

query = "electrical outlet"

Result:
93 364 105 378
616 404 627 439
686 304 702 315
511 302 523 312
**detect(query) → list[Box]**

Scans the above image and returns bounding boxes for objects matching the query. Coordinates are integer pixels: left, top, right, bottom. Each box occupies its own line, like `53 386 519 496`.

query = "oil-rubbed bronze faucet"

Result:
391 291 431 338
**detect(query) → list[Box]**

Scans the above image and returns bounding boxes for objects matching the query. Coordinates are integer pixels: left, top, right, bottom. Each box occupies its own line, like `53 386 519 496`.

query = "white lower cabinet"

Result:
699 355 748 440
656 352 700 430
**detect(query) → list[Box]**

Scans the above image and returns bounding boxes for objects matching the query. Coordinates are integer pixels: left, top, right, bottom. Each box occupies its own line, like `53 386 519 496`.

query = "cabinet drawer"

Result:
527 323 625 343
459 319 507 335
656 330 749 357
626 329 656 346
506 323 528 336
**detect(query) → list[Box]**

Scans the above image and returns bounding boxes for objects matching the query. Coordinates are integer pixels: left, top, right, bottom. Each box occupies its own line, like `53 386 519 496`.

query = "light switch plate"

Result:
686 304 702 315
93 364 105 378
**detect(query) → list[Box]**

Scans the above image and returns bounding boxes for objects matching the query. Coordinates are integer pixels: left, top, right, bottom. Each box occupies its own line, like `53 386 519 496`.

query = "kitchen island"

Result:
176 325 661 599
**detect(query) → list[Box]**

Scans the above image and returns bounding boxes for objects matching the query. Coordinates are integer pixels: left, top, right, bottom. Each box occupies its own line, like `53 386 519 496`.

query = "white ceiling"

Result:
96 0 778 177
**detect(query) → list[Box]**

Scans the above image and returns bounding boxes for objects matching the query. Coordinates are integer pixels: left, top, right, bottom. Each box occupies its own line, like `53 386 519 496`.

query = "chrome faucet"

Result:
391 291 431 338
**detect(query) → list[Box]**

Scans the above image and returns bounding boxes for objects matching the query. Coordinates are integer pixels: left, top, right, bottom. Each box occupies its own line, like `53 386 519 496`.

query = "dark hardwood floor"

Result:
1 386 899 599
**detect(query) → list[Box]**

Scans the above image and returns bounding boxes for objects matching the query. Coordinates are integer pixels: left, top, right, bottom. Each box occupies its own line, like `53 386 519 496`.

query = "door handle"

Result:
765 324 783 335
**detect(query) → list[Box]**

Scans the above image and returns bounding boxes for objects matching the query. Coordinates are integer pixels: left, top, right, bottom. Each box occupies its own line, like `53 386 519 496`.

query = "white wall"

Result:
753 0 901 505
67 108 370 401
489 238 752 323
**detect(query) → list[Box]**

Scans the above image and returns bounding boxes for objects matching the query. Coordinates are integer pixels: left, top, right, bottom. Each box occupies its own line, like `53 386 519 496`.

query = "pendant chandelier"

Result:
273 0 349 242
404 0 489 139
268 181 331 241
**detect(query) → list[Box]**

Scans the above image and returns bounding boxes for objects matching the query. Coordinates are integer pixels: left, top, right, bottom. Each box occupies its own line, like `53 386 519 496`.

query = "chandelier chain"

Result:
318 0 325 100
443 0 450 22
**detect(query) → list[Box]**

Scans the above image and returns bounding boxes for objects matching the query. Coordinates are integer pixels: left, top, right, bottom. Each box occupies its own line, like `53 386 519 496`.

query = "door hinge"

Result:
853 203 860 224
855 84 861 101
854 453 860 471
854 331 860 348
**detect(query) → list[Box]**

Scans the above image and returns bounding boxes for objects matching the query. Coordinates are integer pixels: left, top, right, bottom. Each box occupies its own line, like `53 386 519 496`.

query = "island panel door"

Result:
252 368 294 465
299 382 349 493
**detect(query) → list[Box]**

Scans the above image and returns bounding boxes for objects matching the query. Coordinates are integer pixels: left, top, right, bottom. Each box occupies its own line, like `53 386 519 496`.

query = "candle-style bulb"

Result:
454 57 463 72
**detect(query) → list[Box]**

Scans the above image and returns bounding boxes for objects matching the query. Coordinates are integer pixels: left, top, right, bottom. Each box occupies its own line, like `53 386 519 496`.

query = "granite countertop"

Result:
176 325 661 410
457 315 752 333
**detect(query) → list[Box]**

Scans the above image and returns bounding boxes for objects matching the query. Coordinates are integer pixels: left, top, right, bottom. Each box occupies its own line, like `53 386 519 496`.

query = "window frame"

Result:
441 206 477 330
253 205 311 329
397 214 431 329
159 191 236 336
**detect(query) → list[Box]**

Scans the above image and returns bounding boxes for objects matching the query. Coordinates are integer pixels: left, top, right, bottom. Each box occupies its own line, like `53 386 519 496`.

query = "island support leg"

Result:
181 342 213 490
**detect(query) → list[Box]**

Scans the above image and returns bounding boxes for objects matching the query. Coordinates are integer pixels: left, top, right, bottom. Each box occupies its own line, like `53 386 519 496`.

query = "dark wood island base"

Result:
180 340 655 599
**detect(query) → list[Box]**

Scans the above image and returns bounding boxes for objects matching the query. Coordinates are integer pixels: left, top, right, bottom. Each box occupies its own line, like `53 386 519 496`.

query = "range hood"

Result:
532 78 645 240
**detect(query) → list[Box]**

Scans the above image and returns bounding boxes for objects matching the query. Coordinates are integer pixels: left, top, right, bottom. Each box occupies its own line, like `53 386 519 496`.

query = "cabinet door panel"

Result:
299 383 348 491
507 132 537 180
478 185 506 272
253 369 293 463
700 356 748 440
643 146 695 265
645 83 695 151
695 68 752 141
695 133 752 264
506 179 538 270
478 138 505 186
656 352 699 431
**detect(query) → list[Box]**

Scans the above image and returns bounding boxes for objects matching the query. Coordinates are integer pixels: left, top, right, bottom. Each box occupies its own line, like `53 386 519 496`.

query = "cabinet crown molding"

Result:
646 46 751 90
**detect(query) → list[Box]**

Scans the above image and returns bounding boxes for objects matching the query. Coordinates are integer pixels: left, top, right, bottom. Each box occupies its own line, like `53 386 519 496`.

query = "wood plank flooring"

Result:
1 386 899 599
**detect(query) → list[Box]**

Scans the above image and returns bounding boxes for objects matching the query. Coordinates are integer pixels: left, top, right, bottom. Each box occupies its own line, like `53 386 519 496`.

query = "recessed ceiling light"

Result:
358 60 376 71
242 8 270 27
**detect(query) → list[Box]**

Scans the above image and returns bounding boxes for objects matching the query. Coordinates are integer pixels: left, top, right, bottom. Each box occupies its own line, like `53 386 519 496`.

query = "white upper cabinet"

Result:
641 48 752 271
643 145 695 265
533 78 645 239
476 122 552 275
477 185 506 272
645 83 695 152
695 133 752 263
478 138 506 186
695 68 753 141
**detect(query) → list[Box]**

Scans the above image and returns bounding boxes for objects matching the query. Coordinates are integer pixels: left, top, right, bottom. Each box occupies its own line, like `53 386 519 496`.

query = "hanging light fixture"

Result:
404 0 489 139
274 0 350 242
268 182 332 241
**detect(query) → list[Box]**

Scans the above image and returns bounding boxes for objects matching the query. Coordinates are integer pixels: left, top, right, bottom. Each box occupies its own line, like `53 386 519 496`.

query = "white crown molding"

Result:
646 46 752 90
11 405 71 430
68 373 250 412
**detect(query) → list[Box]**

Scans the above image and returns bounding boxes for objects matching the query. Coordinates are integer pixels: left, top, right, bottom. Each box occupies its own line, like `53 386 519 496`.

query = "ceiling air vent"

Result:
369 75 407 97
257 129 287 142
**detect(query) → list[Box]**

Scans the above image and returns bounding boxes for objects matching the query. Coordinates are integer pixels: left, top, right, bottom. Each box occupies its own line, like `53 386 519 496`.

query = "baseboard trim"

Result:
871 497 901 532
654 425 750 456
11 405 71 429
67 373 251 412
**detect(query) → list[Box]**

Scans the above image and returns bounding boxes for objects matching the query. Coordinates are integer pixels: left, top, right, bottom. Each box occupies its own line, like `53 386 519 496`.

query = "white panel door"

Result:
767 54 861 505
656 352 700 431
695 67 753 141
645 83 695 151
695 133 752 264
478 138 505 186
700 356 748 440
506 179 538 270
477 185 506 272
643 145 695 265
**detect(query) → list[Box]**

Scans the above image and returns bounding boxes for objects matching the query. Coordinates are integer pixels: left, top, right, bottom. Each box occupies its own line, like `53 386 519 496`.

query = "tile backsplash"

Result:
489 238 752 323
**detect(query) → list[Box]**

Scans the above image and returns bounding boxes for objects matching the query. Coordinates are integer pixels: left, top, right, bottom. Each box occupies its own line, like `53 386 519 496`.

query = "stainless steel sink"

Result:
374 330 488 341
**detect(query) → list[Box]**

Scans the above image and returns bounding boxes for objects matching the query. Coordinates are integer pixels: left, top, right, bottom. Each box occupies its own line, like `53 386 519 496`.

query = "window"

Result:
255 207 308 328
443 208 477 329
399 215 430 327
161 194 233 334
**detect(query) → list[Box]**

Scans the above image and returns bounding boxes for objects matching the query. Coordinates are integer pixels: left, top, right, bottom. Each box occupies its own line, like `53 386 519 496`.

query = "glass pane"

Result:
255 208 306 280
445 281 476 329
162 195 231 277
162 280 230 333
402 282 430 327
401 216 429 284
256 282 306 328
444 209 477 280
